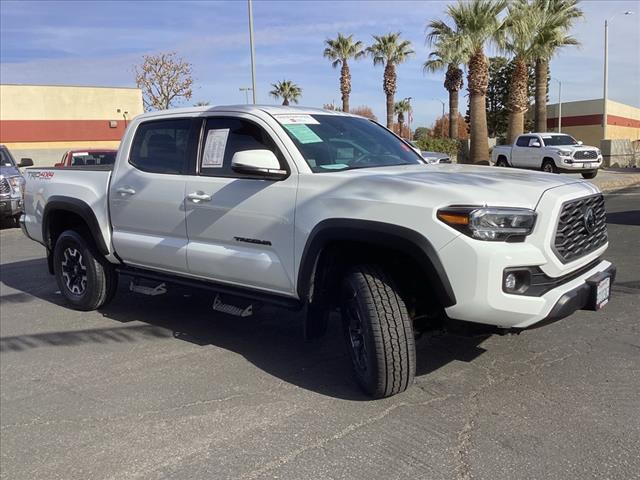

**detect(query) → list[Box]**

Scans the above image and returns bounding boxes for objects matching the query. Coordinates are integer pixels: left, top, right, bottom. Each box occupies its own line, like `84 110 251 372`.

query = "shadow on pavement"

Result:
606 210 640 226
1 258 489 400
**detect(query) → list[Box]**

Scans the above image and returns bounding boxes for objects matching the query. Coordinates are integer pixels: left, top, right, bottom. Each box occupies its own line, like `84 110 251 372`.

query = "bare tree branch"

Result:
134 51 193 111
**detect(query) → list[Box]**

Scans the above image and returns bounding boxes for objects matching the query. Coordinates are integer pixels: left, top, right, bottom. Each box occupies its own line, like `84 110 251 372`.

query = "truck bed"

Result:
22 166 113 255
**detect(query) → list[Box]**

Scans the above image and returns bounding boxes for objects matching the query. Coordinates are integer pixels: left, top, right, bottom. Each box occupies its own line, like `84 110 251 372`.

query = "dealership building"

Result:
546 99 639 167
0 84 144 166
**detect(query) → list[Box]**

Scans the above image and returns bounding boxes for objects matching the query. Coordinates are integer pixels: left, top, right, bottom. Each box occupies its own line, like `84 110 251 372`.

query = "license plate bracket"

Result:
586 272 611 310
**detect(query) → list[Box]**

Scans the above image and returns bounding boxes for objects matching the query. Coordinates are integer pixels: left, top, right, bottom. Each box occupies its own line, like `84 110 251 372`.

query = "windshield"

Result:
276 114 424 172
0 149 17 168
69 151 116 166
541 135 579 146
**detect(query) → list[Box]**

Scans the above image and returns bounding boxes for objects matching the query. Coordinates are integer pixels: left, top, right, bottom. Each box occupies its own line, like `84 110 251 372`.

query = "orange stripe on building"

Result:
547 114 640 129
0 120 127 143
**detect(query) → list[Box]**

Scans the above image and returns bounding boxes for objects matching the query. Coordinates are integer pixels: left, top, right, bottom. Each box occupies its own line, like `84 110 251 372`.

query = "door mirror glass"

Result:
231 150 286 179
19 158 34 167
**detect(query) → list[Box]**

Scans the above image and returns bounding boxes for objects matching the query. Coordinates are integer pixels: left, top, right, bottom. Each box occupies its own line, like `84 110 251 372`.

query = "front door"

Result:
110 117 198 274
184 114 297 296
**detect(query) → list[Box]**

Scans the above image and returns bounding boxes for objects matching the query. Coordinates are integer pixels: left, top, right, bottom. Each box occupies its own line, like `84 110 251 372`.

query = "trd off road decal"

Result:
27 171 55 180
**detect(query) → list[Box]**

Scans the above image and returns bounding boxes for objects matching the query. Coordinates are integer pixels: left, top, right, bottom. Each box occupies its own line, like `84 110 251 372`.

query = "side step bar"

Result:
116 265 302 310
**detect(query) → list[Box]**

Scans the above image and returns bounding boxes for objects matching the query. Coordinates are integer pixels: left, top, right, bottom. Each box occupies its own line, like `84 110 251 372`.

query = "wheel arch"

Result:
297 219 457 309
43 196 110 273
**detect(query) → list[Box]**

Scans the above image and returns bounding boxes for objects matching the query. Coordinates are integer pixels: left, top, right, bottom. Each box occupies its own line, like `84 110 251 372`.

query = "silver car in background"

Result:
421 151 451 164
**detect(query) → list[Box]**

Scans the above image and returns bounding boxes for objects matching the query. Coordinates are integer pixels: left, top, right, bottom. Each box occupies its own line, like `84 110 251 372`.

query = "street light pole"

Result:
552 78 562 133
248 0 257 104
603 11 633 140
239 87 253 104
403 96 413 139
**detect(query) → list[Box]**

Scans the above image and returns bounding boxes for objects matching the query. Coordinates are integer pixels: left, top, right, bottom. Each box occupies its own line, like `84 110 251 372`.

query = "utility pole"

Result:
248 0 257 104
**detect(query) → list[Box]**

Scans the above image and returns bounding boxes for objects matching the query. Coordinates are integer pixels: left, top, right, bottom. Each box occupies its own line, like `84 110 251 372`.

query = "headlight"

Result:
8 176 25 194
437 207 537 241
558 150 572 156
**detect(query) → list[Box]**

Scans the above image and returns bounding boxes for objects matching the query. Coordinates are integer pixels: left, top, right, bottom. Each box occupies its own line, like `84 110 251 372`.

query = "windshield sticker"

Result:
202 128 230 168
274 114 319 125
283 124 323 144
73 152 89 156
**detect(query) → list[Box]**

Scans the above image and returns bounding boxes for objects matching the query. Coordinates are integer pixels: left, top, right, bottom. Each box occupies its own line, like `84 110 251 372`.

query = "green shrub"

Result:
416 137 459 155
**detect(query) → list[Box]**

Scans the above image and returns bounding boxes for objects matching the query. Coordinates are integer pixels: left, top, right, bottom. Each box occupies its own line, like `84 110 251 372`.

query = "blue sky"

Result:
1 0 639 127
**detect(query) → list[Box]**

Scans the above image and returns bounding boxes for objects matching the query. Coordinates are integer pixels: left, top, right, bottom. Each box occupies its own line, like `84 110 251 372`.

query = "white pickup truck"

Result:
21 106 615 398
492 133 602 179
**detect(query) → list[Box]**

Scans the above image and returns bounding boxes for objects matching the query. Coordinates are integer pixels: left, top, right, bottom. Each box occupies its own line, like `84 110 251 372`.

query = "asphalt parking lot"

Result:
1 188 638 480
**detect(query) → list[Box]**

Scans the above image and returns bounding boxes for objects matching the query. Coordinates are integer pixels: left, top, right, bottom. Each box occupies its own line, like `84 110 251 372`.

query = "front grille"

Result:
553 194 607 263
574 150 598 160
0 178 11 196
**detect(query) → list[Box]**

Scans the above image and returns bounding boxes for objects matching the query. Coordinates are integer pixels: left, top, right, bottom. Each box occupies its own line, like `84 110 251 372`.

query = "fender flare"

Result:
297 219 456 308
42 196 109 256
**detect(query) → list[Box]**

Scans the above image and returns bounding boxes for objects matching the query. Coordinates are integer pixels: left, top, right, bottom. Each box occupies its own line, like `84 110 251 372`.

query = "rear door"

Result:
184 114 297 296
511 135 531 167
109 117 199 274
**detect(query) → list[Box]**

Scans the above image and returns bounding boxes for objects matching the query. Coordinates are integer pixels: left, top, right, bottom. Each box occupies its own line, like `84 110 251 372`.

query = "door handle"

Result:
187 191 212 203
116 187 136 196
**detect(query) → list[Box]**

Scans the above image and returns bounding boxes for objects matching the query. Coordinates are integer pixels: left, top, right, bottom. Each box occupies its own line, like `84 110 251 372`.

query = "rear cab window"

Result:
129 118 196 174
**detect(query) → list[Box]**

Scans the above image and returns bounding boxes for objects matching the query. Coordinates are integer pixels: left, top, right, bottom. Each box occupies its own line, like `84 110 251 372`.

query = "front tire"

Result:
542 160 558 174
582 170 598 179
341 265 415 398
53 230 118 311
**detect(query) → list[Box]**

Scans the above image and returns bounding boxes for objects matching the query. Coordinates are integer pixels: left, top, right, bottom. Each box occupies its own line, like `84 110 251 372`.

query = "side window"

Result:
515 136 530 147
199 117 287 177
129 118 192 174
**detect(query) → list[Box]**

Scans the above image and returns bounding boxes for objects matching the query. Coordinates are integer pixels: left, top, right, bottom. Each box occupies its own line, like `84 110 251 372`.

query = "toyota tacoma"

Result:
20 106 615 398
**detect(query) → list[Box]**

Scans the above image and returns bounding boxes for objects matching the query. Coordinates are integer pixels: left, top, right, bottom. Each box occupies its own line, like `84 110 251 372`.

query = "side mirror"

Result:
577 141 583 145
231 150 287 179
530 141 541 148
54 162 63 168
19 158 34 167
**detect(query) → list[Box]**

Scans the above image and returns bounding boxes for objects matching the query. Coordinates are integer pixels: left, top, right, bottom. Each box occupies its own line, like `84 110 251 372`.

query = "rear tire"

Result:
496 157 509 167
341 265 415 398
53 230 118 311
582 170 598 179
542 160 558 174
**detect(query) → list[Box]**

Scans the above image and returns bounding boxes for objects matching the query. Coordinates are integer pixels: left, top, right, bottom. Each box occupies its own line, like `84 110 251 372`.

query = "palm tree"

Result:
499 0 541 144
425 20 466 139
367 33 415 129
269 80 302 106
531 0 583 132
323 33 365 113
446 0 507 162
394 99 412 138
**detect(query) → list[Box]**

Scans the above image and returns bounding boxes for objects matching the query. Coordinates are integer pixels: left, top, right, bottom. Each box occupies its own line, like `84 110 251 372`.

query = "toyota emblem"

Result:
583 207 596 234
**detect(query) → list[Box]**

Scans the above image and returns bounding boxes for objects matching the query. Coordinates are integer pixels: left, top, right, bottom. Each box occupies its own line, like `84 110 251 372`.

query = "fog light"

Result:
503 269 532 294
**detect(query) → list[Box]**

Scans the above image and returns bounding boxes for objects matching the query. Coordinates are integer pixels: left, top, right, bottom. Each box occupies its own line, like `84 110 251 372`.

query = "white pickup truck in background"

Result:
492 133 602 179
20 106 615 398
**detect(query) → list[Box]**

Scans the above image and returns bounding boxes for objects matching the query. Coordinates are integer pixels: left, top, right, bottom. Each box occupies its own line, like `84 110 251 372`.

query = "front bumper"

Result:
526 264 616 329
0 197 22 217
439 232 613 329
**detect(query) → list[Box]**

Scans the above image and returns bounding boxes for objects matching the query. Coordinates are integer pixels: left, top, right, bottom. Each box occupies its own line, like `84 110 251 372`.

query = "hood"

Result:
0 165 21 178
330 163 590 209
